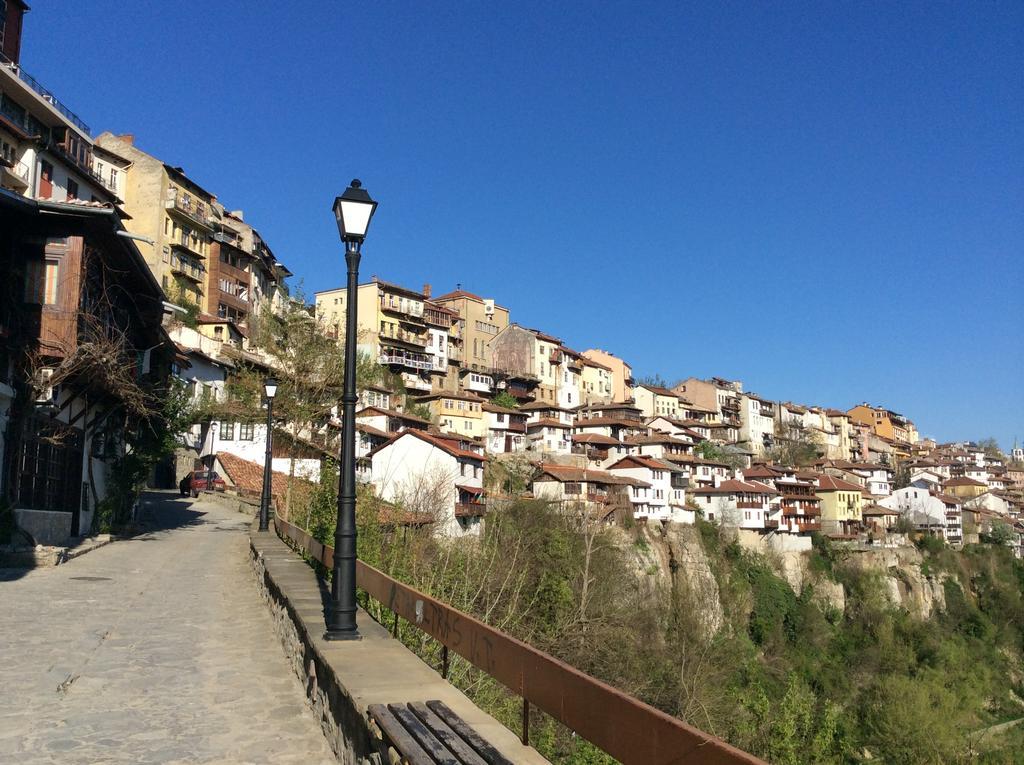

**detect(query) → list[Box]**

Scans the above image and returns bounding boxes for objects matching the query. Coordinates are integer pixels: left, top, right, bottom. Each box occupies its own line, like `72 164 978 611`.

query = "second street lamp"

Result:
325 179 377 641
258 377 278 532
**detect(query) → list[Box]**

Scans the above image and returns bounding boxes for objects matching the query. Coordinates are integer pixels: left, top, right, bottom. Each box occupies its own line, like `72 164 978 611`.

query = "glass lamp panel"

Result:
338 198 374 238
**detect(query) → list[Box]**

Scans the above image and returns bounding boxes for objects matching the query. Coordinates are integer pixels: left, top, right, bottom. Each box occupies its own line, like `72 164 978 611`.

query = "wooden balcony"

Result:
455 502 485 518
797 520 822 533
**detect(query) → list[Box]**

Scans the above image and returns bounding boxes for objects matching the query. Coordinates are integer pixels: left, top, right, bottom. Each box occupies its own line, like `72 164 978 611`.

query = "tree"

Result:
694 440 747 470
637 373 671 388
977 437 1004 460
491 390 520 410
207 291 385 517
767 422 822 467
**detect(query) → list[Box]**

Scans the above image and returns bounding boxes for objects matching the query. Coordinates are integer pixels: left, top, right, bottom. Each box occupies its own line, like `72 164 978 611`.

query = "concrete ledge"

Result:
249 526 549 764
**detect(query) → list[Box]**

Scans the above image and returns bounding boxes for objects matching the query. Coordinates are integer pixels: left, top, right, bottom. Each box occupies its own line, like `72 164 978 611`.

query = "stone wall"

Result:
249 540 380 765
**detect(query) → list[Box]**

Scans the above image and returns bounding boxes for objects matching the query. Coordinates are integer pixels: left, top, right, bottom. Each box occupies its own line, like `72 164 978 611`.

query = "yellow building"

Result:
315 279 449 395
847 404 912 444
581 348 634 403
580 356 613 405
942 477 988 500
416 392 486 438
816 475 864 536
432 288 510 379
94 133 216 308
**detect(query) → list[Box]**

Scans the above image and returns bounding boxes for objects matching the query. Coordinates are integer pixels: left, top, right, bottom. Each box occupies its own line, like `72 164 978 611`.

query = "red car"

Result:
180 470 226 497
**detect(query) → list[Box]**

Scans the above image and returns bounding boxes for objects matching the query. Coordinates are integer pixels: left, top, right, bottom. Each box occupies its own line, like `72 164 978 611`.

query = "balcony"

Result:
400 372 432 392
466 375 493 394
166 191 213 229
797 520 822 533
549 349 563 364
447 346 461 361
1 55 92 135
380 295 424 318
455 502 485 518
380 327 427 346
379 351 432 372
171 259 205 284
170 239 206 260
0 158 29 190
765 520 780 529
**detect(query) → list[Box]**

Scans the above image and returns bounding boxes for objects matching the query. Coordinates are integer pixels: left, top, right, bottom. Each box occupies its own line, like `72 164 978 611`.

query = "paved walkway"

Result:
0 492 336 764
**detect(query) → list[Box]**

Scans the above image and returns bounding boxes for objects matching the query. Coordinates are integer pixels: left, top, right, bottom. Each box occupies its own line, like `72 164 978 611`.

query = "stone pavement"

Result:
0 492 336 764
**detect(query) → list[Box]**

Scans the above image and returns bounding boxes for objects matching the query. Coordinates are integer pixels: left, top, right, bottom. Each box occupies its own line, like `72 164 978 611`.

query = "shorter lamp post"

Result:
324 179 377 641
258 377 278 532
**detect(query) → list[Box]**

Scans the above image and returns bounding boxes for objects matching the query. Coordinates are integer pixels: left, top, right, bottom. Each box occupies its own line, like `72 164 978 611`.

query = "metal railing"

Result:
1 53 92 135
273 516 764 765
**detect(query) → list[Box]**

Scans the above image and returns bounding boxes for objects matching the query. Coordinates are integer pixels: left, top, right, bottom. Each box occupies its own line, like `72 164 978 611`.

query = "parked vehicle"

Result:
182 470 226 497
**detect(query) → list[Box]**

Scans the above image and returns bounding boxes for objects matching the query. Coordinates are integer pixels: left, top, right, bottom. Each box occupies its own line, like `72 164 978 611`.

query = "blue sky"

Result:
22 1 1023 448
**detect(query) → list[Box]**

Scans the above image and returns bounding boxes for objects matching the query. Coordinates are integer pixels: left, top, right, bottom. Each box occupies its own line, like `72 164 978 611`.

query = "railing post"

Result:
392 610 400 638
441 645 449 680
521 698 530 746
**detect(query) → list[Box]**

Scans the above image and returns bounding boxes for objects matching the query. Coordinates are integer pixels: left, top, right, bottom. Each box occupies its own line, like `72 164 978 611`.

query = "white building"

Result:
607 455 693 524
367 430 485 536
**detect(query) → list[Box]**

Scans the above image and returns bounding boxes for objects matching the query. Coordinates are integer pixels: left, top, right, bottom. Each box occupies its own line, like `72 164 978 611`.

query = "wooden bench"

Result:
368 700 515 765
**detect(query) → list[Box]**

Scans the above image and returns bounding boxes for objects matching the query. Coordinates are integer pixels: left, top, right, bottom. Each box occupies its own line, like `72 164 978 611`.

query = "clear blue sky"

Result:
22 1 1022 448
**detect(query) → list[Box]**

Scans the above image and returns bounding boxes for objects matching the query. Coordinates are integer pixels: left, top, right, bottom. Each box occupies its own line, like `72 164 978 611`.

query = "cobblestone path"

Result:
0 492 335 764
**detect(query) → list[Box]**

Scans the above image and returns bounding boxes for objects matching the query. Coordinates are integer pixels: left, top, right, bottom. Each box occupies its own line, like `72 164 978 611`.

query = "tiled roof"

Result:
534 463 650 488
367 430 484 462
692 479 779 496
816 475 866 492
572 433 623 446
608 455 683 473
943 477 987 488
217 452 313 512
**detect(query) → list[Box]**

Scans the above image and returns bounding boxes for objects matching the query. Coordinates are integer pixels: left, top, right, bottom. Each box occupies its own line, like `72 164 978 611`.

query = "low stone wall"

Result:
247 524 549 765
249 539 376 764
14 508 72 546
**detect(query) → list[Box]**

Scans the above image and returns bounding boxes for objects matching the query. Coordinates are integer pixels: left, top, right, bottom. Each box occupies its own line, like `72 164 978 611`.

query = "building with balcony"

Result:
739 394 776 455
315 278 442 392
482 403 528 454
633 384 687 419
367 430 486 537
579 355 613 405
1 12 117 207
581 349 634 403
815 475 865 536
674 377 744 426
94 134 220 308
607 455 693 524
0 193 173 544
432 288 509 389
490 324 581 407
847 403 915 445
691 479 779 530
531 463 644 523
416 391 485 439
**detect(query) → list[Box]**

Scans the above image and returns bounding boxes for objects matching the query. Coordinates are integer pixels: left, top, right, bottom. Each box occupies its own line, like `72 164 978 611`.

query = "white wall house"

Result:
368 430 485 537
878 487 962 543
607 456 693 524
691 479 779 531
483 404 527 454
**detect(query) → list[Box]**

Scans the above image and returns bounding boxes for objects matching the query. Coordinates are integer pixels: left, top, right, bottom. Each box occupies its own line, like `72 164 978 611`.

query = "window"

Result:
239 422 254 440
565 482 582 495
109 167 118 188
66 178 79 200
219 421 234 440
38 160 53 199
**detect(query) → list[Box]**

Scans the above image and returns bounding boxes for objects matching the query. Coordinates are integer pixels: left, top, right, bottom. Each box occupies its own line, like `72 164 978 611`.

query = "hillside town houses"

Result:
3 1 1022 558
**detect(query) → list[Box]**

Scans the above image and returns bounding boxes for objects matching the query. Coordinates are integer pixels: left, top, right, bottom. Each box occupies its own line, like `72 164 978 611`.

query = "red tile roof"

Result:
816 475 866 492
216 452 313 512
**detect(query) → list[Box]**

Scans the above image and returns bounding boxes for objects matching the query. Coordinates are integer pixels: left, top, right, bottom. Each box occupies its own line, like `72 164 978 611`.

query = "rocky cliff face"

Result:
634 524 947 629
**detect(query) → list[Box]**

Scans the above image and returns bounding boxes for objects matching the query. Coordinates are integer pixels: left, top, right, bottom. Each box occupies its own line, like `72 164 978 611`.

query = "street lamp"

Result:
325 179 377 641
258 377 278 532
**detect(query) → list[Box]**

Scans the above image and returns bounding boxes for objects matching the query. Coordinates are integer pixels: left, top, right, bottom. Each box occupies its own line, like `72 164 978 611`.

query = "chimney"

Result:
423 283 431 299
117 134 135 145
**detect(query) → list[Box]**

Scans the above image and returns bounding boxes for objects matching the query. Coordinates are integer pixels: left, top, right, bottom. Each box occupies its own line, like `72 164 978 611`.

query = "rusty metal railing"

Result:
274 516 764 765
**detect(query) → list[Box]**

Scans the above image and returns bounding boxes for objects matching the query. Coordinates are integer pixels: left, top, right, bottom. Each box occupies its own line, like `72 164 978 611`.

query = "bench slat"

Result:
368 704 436 765
388 703 461 765
426 700 515 765
408 701 490 765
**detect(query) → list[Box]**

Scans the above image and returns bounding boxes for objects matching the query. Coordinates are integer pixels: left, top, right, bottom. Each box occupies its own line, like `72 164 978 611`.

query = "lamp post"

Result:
258 377 278 532
325 179 377 641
